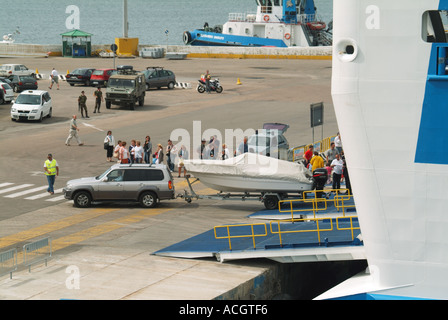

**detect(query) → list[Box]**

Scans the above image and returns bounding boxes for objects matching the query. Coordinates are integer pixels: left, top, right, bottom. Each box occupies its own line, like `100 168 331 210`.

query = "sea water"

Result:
0 0 332 45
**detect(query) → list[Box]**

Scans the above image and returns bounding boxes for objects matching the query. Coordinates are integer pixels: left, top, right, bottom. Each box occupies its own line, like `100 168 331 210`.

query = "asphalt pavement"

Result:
0 55 336 300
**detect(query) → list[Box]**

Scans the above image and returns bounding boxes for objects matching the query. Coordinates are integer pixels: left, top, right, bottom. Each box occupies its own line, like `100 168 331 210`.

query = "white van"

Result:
10 90 52 122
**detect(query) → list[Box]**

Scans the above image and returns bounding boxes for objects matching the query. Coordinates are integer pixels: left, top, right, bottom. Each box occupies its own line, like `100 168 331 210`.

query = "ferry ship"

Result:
183 0 332 48
318 0 448 300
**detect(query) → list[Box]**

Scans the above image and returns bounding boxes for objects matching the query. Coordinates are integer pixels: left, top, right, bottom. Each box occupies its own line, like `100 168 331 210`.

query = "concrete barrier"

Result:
0 43 332 60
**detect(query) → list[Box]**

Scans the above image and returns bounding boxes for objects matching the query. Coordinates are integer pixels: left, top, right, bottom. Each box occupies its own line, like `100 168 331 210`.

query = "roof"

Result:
18 90 48 95
60 29 93 37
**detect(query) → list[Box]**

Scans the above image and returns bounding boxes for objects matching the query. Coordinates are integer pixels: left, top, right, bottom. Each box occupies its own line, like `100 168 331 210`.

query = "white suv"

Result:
0 64 34 77
11 90 52 122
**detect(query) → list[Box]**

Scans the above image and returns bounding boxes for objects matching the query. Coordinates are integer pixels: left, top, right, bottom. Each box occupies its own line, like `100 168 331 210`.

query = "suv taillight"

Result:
168 180 173 190
1 86 5 94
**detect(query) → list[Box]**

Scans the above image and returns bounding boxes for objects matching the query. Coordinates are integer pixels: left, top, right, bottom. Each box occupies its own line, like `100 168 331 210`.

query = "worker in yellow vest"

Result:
44 153 59 195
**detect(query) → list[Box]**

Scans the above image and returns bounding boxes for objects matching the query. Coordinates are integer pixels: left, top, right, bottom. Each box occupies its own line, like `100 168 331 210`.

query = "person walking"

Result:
78 91 89 118
65 115 83 146
49 68 59 90
44 153 59 195
104 130 115 162
93 87 103 113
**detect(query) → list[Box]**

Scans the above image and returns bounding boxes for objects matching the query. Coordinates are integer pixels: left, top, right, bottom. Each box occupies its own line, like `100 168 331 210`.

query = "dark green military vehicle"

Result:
105 65 146 110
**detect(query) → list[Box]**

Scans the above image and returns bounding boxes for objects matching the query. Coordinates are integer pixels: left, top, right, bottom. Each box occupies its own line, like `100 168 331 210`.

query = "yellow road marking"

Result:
52 208 172 251
0 208 118 249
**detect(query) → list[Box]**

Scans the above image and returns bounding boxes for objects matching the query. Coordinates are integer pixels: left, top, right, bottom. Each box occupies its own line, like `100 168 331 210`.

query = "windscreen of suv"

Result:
124 169 164 181
1 83 11 90
15 94 40 105
108 78 135 88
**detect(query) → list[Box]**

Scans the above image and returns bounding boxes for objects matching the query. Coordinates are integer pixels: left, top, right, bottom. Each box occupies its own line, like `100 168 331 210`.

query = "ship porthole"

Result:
336 38 358 62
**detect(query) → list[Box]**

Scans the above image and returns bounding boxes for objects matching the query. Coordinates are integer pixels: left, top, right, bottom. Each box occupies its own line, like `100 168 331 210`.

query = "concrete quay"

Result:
0 55 343 301
0 42 332 59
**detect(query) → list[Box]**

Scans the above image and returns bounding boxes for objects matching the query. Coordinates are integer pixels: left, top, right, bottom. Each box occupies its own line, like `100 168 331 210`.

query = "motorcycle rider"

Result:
205 69 211 93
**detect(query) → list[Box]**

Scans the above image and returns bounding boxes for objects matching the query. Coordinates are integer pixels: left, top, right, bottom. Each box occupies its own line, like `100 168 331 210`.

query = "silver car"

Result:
63 164 175 208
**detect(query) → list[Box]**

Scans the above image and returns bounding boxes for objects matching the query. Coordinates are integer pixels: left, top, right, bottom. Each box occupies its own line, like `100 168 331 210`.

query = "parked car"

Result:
0 77 12 86
0 83 14 104
90 68 115 87
10 90 52 122
9 75 38 93
0 64 34 77
247 123 290 160
142 67 176 90
63 163 175 208
66 68 95 86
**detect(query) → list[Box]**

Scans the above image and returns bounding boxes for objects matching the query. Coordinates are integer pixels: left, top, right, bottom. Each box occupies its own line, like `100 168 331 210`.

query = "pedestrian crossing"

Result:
0 182 68 203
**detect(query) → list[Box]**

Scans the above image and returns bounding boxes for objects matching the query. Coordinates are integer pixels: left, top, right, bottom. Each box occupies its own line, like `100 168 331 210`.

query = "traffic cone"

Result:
36 68 39 74
67 70 70 74
237 78 242 85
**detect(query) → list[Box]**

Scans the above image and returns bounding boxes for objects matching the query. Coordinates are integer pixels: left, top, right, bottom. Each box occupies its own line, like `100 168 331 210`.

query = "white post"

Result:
123 0 128 38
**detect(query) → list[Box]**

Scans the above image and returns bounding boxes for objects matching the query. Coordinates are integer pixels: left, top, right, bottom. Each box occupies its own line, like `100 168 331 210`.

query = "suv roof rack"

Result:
117 65 138 75
146 66 164 70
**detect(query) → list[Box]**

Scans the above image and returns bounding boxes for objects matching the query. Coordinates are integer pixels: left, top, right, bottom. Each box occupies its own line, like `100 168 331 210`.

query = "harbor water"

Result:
0 0 333 46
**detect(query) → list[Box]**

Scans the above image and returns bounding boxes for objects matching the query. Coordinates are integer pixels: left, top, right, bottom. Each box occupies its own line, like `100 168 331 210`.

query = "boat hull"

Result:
192 172 312 193
184 30 288 48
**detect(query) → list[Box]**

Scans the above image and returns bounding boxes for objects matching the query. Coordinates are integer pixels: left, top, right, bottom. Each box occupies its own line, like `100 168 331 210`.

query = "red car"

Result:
90 68 115 87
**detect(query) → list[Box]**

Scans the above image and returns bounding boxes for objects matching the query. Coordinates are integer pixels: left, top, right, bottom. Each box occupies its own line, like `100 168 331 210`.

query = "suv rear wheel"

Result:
74 191 92 208
140 191 158 208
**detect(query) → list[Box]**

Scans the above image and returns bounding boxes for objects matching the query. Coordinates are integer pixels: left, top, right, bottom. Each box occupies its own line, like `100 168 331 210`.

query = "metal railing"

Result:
0 248 18 279
213 216 360 251
23 237 52 272
279 188 354 219
270 217 334 245
214 223 267 251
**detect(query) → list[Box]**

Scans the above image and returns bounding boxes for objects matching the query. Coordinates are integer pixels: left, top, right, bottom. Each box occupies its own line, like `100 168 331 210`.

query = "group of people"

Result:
78 88 104 118
303 132 351 194
104 134 189 178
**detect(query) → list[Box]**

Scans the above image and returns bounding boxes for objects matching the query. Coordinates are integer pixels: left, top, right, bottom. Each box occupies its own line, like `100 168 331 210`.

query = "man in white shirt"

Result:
331 153 344 190
49 68 59 90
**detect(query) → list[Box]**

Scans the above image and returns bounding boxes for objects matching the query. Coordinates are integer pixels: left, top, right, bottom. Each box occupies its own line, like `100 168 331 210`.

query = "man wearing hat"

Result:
44 154 59 195
78 90 89 118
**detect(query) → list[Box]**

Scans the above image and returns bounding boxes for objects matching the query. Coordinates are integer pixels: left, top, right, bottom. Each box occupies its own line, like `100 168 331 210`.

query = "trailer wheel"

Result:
264 195 278 210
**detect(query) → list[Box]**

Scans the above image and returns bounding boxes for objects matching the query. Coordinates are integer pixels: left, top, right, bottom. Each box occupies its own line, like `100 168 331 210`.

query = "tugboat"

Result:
183 0 332 48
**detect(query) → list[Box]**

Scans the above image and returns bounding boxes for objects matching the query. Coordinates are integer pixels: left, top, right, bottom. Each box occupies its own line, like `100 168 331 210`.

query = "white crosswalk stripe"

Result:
5 186 48 198
0 183 68 203
0 184 34 195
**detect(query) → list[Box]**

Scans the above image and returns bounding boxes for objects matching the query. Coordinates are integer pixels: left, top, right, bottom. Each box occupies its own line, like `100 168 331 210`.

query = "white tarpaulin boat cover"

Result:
183 153 312 184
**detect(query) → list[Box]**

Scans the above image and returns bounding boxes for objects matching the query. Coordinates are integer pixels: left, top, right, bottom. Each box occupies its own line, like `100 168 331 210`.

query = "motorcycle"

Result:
197 78 223 93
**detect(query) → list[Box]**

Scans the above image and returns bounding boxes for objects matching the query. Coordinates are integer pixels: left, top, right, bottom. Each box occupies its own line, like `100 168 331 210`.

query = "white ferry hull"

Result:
320 0 448 300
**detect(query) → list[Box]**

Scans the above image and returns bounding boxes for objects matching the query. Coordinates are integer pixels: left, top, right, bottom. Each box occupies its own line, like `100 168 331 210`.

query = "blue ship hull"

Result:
184 30 288 48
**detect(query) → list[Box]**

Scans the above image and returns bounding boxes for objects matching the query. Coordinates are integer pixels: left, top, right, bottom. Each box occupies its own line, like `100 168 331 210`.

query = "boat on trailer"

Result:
181 153 314 210
183 0 332 48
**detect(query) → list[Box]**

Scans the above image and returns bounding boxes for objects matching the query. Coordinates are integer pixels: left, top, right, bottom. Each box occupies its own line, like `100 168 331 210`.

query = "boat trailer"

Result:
177 175 305 210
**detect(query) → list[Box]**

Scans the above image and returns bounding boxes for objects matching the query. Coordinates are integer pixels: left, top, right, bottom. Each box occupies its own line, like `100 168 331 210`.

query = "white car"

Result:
0 83 14 104
11 90 52 122
0 64 34 77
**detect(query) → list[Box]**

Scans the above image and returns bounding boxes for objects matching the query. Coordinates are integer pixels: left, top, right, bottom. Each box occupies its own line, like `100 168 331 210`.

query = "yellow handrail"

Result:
269 217 333 245
336 216 360 241
213 215 360 251
213 223 268 251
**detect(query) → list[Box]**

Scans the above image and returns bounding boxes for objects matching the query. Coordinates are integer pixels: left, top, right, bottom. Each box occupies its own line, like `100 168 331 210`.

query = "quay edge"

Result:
0 43 332 60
